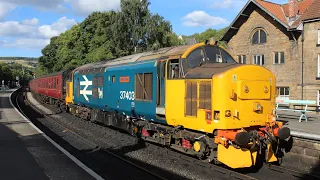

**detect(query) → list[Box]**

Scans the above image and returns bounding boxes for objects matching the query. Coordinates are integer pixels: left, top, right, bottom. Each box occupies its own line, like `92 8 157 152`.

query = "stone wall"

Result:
283 137 320 174
297 21 320 103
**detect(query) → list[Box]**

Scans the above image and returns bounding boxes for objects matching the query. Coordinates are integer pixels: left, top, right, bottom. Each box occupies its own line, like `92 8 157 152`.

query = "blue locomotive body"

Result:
73 59 166 124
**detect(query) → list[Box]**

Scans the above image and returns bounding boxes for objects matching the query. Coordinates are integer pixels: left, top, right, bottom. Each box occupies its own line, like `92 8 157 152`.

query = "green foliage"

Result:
0 62 34 87
37 0 180 75
0 57 38 61
183 27 228 46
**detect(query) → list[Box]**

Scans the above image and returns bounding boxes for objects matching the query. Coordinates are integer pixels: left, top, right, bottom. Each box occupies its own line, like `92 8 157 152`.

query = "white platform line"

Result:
9 89 104 180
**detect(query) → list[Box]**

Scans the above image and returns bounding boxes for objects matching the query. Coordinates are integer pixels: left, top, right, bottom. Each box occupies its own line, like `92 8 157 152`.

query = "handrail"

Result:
277 99 316 105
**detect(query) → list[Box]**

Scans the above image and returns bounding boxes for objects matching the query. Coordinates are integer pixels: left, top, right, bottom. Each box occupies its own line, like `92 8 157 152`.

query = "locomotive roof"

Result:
73 44 198 72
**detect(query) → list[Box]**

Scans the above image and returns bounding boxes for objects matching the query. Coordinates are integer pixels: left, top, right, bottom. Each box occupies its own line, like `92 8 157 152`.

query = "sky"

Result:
0 0 289 57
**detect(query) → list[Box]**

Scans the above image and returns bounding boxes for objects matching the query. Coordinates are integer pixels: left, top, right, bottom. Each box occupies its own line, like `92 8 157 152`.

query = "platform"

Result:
277 110 320 136
0 89 97 180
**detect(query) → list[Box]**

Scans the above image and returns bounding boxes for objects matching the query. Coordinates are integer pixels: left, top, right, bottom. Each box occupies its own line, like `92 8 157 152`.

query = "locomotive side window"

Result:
167 59 180 79
135 73 153 101
92 76 104 99
98 76 104 86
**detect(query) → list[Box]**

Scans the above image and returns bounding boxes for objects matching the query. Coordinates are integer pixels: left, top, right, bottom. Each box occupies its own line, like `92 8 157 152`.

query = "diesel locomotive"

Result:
29 42 291 169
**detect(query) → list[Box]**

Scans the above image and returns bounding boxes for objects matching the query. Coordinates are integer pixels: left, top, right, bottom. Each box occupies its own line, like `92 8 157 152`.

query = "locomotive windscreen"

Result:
185 46 237 69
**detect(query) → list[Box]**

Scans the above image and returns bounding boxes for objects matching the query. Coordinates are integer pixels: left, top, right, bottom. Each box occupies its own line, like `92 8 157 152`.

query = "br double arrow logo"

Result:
80 75 92 102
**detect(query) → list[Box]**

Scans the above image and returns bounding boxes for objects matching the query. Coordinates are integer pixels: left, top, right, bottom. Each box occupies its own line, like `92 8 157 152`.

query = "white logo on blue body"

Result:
98 87 103 99
80 75 92 102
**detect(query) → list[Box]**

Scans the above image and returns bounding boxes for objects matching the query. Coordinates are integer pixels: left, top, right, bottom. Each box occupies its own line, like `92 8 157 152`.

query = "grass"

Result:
0 59 37 69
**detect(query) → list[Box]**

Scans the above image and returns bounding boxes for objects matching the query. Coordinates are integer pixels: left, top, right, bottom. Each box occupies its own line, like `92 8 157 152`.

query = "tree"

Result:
36 0 194 75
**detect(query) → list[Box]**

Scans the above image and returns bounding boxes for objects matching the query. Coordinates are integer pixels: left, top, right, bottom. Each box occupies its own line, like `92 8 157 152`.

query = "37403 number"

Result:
120 91 135 100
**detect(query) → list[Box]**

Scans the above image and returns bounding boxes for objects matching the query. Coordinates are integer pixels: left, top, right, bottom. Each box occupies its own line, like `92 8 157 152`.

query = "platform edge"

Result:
9 88 104 180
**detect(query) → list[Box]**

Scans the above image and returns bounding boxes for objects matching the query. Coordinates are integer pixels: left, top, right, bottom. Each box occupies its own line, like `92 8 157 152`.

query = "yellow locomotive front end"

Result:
165 43 291 169
210 64 290 168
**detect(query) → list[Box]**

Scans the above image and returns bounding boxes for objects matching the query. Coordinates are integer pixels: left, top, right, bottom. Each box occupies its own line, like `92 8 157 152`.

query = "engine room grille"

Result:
199 82 211 110
135 73 153 101
185 81 197 116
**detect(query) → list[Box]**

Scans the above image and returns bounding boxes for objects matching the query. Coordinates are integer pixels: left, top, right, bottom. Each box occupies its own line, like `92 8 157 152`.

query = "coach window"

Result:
167 59 181 79
135 73 152 101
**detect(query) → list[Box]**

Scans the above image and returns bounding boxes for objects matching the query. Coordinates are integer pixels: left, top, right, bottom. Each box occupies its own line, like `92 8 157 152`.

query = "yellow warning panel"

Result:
266 144 278 163
217 144 257 168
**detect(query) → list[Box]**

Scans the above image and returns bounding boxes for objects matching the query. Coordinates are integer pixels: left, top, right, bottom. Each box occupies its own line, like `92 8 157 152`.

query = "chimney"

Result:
289 0 298 20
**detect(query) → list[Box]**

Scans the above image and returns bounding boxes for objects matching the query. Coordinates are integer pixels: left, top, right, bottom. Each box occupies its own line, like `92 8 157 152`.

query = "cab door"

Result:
156 56 181 118
156 60 166 111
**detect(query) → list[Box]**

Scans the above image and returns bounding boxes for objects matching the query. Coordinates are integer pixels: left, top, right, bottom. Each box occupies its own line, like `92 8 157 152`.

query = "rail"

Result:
276 99 316 122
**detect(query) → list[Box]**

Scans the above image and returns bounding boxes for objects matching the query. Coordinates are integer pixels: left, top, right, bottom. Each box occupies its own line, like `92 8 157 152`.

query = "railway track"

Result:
13 89 170 180
14 88 320 180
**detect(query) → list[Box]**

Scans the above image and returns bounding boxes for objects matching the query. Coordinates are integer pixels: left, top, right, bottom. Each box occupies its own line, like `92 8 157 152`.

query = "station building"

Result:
221 0 320 105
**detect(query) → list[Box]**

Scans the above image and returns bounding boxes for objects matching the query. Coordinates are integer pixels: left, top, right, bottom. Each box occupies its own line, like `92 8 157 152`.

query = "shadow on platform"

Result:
12 88 188 180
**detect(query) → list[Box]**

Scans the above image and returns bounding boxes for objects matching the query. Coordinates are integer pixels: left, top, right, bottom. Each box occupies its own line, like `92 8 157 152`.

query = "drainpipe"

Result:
301 25 304 100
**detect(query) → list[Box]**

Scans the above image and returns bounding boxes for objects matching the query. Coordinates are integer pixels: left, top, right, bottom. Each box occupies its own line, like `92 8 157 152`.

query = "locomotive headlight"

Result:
264 86 269 93
205 111 212 121
257 103 261 110
225 110 231 117
253 102 262 111
244 86 249 93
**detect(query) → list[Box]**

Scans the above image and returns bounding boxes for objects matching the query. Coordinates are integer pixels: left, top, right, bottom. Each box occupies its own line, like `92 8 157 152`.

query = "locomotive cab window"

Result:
184 46 237 72
204 46 236 64
186 48 205 69
167 59 181 79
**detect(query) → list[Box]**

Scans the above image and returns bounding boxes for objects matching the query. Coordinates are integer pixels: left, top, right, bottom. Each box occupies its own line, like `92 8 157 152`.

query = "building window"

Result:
318 90 320 106
252 29 267 44
274 52 284 64
318 54 320 78
276 87 290 100
237 55 246 64
253 54 264 65
318 29 320 45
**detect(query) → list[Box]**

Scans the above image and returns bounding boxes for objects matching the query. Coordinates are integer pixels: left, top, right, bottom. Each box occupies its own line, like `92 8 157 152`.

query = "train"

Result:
29 41 291 169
